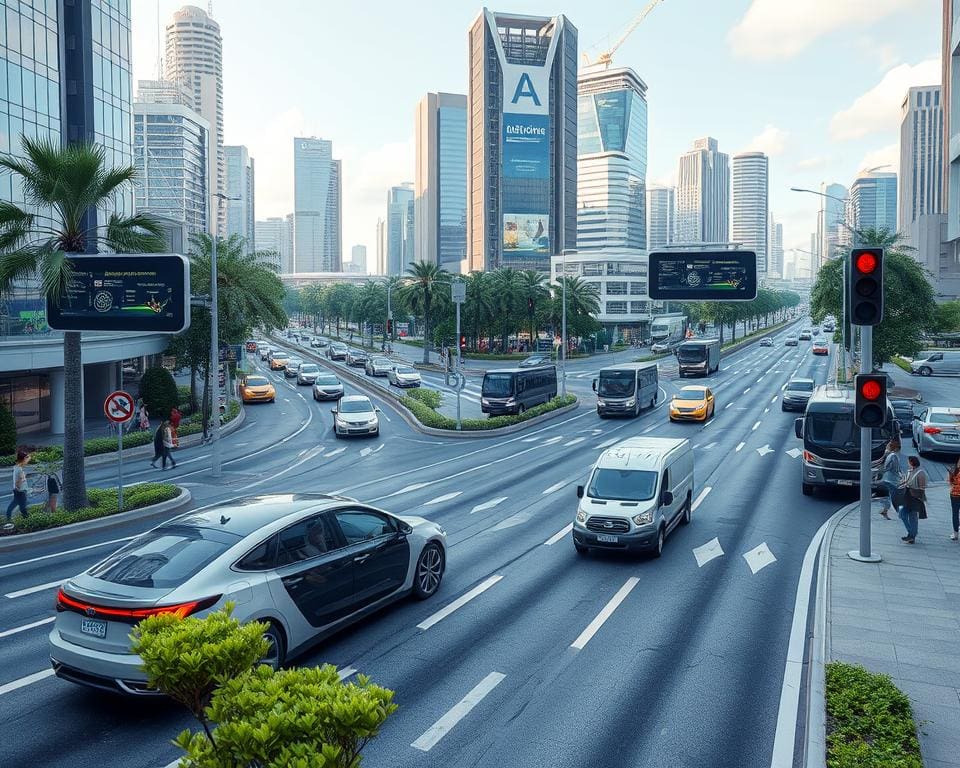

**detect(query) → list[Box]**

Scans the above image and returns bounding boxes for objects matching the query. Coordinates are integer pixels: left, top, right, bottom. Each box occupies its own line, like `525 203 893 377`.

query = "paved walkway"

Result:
826 484 960 768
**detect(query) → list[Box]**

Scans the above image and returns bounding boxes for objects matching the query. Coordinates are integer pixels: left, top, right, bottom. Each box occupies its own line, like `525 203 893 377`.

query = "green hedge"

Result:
826 661 922 768
0 401 16 456
1 483 182 535
405 387 442 409
400 394 576 431
891 356 913 373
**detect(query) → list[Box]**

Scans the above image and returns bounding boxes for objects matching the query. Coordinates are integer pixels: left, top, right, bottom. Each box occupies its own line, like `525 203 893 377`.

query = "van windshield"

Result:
483 374 514 397
588 468 658 502
806 412 890 453
677 346 706 362
598 371 635 397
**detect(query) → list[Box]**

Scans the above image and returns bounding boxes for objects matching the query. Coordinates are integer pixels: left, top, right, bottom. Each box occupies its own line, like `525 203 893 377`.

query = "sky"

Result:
131 0 942 269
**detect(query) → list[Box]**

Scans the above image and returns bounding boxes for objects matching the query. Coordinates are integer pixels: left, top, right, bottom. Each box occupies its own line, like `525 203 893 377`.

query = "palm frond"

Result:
97 165 138 202
102 213 167 253
0 202 36 251
0 247 45 294
36 246 73 304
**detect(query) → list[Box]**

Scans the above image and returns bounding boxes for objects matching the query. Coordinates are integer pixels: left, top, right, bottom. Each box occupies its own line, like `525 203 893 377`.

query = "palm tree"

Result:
0 138 165 510
464 270 493 351
399 261 450 363
519 269 548 350
491 267 522 352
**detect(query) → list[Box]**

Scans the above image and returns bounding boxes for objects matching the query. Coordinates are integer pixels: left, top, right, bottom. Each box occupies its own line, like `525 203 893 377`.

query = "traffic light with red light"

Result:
386 319 392 335
849 247 884 326
459 334 466 351
854 373 888 428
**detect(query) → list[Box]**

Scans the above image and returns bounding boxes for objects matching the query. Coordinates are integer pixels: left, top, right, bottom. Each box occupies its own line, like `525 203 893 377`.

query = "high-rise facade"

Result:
676 137 729 244
415 92 468 272
387 183 415 276
225 145 255 251
899 86 943 233
850 172 897 232
293 137 342 272
165 5 224 236
731 152 769 281
255 215 293 273
350 245 368 274
816 182 848 271
375 217 387 275
646 186 674 251
466 9 578 272
768 213 784 280
577 65 648 251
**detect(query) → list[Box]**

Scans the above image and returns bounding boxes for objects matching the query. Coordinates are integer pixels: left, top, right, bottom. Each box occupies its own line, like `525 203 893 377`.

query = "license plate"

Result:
836 480 856 486
80 618 107 638
597 534 619 543
943 434 959 441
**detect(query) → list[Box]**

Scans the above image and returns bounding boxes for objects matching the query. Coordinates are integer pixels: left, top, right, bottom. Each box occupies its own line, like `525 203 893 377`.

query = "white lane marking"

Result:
0 536 134 572
757 376 765 383
490 512 531 531
0 669 54 696
757 444 774 456
743 388 751 394
764 407 770 414
781 382 788 391
752 421 761 431
642 425 657 434
323 447 347 458
470 497 508 514
411 671 506 752
701 441 717 451
544 523 573 546
337 666 357 681
384 481 433 498
378 409 392 423
771 395 779 403
359 444 385 458
596 438 619 449
703 419 714 427
735 442 746 453
570 577 640 650
743 542 777 574
521 437 539 443
724 402 733 410
693 537 725 567
770 519 829 768
0 616 55 638
417 575 503 631
5 579 64 599
541 436 563 446
785 448 802 458
542 480 567 495
691 486 712 511
424 491 463 507
564 437 586 447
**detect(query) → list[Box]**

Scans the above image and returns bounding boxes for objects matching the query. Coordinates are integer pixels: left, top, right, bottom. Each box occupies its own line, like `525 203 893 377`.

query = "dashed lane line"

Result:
470 497 508 514
570 577 640 650
544 523 573 546
0 669 54 696
596 438 619 449
423 491 463 507
411 672 507 752
691 486 712 511
0 616 54 639
417 575 503 631
5 579 64 599
772 395 779 403
735 442 746 453
564 437 586 447
542 480 567 496
752 421 761 431
0 537 134 572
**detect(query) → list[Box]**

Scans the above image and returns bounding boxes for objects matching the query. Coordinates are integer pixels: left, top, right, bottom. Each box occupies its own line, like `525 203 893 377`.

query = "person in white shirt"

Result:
4 450 30 529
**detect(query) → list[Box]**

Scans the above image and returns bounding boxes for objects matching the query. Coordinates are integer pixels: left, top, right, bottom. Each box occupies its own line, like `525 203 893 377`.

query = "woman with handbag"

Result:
878 438 903 519
948 457 960 541
898 455 928 544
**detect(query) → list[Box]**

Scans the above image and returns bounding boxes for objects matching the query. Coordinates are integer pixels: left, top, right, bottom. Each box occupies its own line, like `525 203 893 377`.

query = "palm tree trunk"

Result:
61 331 88 510
529 310 535 351
189 364 198 413
422 295 431 365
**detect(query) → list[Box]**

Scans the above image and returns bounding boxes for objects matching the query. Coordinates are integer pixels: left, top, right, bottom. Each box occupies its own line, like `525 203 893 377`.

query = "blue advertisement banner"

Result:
502 113 549 179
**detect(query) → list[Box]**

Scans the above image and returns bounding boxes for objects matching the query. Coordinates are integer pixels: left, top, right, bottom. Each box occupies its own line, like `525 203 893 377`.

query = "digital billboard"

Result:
503 214 550 255
502 113 549 179
47 254 191 333
648 250 758 301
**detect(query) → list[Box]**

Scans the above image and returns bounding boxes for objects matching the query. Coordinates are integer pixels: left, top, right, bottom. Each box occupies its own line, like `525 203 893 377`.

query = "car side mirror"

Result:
331 408 338 414
591 379 597 392
375 406 382 412
576 485 584 499
660 490 674 507
398 521 413 535
794 418 803 439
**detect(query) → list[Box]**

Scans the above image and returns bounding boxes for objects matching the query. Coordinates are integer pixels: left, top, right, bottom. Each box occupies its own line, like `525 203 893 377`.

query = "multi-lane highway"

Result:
0 325 859 768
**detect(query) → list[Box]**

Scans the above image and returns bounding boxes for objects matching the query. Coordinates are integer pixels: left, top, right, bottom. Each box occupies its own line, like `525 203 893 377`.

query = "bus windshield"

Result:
482 374 514 397
598 371 635 397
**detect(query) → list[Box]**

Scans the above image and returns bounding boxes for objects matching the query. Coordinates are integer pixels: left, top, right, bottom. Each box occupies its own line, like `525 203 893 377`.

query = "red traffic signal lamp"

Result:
386 319 392 335
459 334 466 350
849 247 884 326
854 373 888 428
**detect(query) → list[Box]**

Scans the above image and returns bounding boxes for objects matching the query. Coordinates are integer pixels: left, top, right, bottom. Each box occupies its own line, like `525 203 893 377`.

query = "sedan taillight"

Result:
923 426 942 434
56 589 221 623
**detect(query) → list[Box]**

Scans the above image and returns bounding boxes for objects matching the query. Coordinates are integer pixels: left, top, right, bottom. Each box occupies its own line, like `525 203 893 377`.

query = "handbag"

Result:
917 502 928 520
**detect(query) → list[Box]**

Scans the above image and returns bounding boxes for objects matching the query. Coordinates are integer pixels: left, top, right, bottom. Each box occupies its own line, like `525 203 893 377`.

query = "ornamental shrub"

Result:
139 367 179 421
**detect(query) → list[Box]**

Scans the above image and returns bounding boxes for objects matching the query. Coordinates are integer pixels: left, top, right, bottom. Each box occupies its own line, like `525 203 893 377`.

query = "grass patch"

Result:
400 394 576 431
1 483 182 535
826 661 922 768
891 356 913 373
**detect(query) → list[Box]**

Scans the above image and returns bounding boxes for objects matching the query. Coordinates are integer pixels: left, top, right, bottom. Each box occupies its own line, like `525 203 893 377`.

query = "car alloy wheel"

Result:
261 623 285 670
919 366 932 376
413 543 444 599
652 526 665 558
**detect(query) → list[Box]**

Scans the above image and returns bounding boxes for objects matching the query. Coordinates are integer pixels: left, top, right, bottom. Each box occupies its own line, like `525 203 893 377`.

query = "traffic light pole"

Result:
455 299 462 431
850 323 881 563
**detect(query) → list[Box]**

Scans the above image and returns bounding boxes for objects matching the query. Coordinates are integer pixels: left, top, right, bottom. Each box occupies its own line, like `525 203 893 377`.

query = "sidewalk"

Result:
824 485 960 768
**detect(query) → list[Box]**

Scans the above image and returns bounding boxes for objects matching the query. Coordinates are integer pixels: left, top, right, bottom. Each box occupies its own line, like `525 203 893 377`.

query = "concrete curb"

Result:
719 318 802 359
0 487 193 553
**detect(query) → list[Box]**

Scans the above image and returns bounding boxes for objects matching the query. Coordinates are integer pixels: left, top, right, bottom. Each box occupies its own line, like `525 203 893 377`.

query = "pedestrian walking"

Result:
878 438 904 519
45 465 61 514
898 455 928 544
169 406 182 448
4 450 30 530
150 422 164 468
161 420 177 470
137 399 150 431
948 457 960 541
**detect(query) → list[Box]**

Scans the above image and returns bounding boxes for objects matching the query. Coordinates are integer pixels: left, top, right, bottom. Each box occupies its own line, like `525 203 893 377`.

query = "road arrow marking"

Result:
785 448 802 458
564 437 586 446
490 512 531 531
743 542 777 574
359 444 385 458
424 491 462 506
471 497 508 514
323 447 347 458
757 444 774 456
693 537 724 567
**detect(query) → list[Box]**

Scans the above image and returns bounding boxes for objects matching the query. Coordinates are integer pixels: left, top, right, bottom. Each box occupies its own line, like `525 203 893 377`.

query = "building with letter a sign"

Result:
466 8 578 273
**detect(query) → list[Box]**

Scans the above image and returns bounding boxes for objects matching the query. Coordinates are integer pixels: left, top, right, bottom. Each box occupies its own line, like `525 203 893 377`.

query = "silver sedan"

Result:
49 495 447 695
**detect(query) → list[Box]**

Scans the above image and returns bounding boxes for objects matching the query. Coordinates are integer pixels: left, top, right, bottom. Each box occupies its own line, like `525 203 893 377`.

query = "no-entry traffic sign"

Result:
104 390 135 423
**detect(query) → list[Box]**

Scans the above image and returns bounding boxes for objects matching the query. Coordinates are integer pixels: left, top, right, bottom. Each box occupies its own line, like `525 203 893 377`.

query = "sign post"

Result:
451 281 466 431
104 390 135 511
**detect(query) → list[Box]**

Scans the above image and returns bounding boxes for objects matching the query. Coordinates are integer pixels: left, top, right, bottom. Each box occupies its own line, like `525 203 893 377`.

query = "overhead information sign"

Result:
47 254 190 333
648 250 758 301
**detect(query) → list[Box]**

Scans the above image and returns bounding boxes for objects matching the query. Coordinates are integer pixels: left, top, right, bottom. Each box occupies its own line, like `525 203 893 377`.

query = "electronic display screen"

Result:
47 254 190 333
648 251 758 301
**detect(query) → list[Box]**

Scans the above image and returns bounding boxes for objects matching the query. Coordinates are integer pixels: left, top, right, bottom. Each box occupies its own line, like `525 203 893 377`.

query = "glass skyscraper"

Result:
293 137 342 272
647 186 675 251
731 151 769 283
225 144 255 251
850 172 897 232
676 137 729 244
577 65 648 251
387 183 414 276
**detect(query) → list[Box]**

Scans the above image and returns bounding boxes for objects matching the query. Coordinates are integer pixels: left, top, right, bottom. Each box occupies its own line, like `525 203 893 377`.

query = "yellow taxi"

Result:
669 385 716 422
269 352 289 371
239 374 276 404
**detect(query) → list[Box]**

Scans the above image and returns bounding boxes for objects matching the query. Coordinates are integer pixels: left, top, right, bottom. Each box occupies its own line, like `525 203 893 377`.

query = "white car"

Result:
332 395 380 438
388 364 422 388
296 363 321 385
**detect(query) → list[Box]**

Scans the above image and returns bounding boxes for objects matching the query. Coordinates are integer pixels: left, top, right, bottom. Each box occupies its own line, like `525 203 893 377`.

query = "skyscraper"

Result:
849 172 897 232
577 64 648 251
136 79 194 109
940 1 960 298
646 186 675 251
349 245 368 274
415 92 468 272
375 217 387 275
466 9 578 272
293 137 342 272
731 152 769 281
225 145 255 251
676 137 729 244
816 182 848 270
255 215 293 273
387 184 415 276
899 86 943 233
768 213 784 280
165 5 224 235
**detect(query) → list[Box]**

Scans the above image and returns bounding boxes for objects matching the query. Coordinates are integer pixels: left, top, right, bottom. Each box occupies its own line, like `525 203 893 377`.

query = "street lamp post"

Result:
560 250 568 398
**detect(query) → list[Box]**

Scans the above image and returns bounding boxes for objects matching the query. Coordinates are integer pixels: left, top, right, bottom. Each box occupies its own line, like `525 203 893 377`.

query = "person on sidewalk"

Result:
898 455 928 544
3 450 31 530
46 466 61 514
161 420 177 470
150 422 164 468
948 457 960 541
169 406 182 448
137 399 150 431
879 438 904 519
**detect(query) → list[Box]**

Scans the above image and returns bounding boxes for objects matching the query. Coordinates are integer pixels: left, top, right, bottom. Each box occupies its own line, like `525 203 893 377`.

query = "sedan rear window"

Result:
788 381 814 391
588 468 658 502
929 413 960 425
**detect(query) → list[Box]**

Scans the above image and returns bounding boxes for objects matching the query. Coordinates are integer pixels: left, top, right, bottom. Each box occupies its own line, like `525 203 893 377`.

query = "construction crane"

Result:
582 0 666 68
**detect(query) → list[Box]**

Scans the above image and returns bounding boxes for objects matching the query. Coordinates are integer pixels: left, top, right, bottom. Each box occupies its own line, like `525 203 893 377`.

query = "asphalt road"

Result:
0 325 909 768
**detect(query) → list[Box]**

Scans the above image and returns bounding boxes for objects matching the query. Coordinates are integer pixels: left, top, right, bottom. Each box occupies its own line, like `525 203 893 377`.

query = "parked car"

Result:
781 378 814 412
365 356 393 377
911 406 960 457
346 349 369 367
48 495 446 694
331 395 380 437
326 343 348 360
284 359 304 378
388 365 422 388
239 374 275 404
297 363 321 385
312 373 344 401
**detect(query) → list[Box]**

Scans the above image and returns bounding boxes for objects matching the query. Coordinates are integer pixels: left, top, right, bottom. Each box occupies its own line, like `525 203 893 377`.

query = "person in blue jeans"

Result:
3 450 30 530
898 455 928 544
879 438 903 519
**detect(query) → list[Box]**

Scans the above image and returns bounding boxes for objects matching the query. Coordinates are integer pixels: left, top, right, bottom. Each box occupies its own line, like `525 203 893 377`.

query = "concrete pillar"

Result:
49 369 66 435
84 363 113 420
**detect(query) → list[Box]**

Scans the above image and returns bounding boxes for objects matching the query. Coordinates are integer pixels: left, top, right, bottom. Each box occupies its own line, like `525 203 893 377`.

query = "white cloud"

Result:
794 156 830 171
744 124 788 156
856 143 899 174
830 58 940 141
728 0 922 60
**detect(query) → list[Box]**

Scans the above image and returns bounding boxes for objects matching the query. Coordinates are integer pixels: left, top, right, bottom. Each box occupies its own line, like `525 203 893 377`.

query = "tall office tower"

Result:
849 172 897 232
816 182 848 269
577 64 648 251
134 99 209 240
293 137 342 272
415 92 468 272
376 217 387 275
731 152 769 281
136 79 195 109
647 186 675 251
255 216 293 273
942 0 960 295
225 146 255 251
768 213 784 280
466 9 578 272
166 5 224 236
350 245 368 274
387 183 415 276
676 137 729 244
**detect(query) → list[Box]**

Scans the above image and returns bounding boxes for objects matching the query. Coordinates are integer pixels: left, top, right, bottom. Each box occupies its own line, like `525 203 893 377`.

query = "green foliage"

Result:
405 387 441 409
0 400 16 455
688 289 801 345
825 661 922 768
139 367 179 421
0 483 180 534
891 356 913 373
934 300 960 333
401 394 577 431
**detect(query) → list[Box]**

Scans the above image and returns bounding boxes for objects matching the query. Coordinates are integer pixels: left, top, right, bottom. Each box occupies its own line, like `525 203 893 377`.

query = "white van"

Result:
573 437 694 557
910 350 960 376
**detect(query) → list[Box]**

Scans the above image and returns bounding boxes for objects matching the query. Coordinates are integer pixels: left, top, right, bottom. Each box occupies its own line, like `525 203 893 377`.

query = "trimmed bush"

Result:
0 401 17 456
891 356 913 373
405 387 442 409
401 394 577 431
139 367 179 421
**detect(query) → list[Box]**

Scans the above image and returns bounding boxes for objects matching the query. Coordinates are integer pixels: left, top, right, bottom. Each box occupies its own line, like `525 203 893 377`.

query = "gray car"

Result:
346 349 370 367
49 495 446 695
312 373 344 401
332 395 380 437
297 363 321 385
781 377 815 412
365 356 393 377
284 358 304 378
327 343 348 360
911 406 960 456
388 364 422 388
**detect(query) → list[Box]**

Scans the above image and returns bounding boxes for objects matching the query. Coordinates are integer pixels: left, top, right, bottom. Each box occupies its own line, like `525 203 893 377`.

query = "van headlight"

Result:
597 399 605 406
576 509 587 524
632 511 653 526
625 398 635 407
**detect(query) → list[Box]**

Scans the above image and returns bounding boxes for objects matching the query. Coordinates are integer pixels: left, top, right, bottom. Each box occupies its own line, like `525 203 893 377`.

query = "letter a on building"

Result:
511 72 541 106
